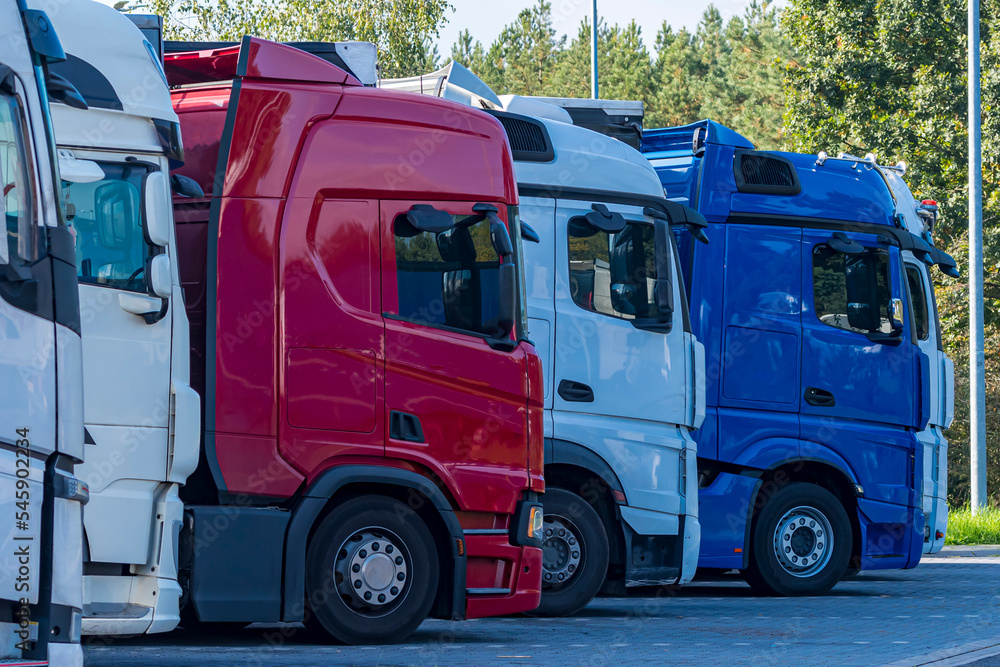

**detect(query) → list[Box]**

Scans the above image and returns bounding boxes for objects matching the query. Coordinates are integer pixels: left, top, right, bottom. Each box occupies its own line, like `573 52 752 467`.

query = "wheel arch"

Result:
745 457 862 569
282 465 466 623
544 438 626 584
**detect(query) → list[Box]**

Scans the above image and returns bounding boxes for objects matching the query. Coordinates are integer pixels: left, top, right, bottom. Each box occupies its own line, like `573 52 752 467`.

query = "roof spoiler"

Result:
164 39 376 86
163 36 363 88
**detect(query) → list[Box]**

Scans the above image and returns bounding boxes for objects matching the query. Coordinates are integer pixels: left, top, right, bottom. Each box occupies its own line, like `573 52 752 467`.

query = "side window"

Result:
906 265 930 341
568 218 661 320
394 212 502 336
64 161 151 292
0 92 34 265
813 245 892 334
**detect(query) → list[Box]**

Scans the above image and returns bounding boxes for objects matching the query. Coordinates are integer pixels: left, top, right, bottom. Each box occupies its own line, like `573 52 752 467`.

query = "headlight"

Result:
527 505 544 540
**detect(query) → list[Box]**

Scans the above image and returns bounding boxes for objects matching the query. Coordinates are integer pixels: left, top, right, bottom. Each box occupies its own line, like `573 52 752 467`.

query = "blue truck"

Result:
642 121 958 595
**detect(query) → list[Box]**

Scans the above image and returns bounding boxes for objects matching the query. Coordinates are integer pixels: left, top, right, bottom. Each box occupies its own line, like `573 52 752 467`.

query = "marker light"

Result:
528 506 544 540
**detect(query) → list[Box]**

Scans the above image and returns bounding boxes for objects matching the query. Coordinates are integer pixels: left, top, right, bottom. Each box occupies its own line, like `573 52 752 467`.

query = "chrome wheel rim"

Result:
772 505 834 578
334 527 409 617
542 514 583 589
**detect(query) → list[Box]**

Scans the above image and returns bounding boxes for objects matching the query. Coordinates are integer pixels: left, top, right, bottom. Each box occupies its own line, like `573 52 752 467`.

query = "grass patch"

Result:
945 506 1000 545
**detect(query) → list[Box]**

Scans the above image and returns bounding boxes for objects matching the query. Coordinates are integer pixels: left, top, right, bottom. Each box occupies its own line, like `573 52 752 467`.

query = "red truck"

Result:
159 37 545 644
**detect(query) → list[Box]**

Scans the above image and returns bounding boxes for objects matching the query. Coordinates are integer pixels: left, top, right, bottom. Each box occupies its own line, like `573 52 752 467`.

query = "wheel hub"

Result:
772 505 834 578
335 529 408 614
542 515 582 588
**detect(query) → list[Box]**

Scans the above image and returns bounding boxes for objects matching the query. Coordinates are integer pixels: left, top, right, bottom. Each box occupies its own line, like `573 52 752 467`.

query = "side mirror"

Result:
521 221 540 244
891 297 905 330
653 219 675 318
844 254 880 332
170 173 205 199
610 283 638 315
496 262 516 339
144 172 172 247
148 253 172 299
46 71 87 110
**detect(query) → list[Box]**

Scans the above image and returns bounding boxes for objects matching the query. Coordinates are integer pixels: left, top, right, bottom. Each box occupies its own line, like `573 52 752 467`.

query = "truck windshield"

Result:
64 160 152 293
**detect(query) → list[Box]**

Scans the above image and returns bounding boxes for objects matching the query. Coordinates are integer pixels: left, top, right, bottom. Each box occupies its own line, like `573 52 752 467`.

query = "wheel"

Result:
742 482 851 596
304 495 439 644
534 488 609 616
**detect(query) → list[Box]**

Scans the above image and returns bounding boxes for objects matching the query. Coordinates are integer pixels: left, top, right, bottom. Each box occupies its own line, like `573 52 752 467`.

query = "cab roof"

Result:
35 0 176 124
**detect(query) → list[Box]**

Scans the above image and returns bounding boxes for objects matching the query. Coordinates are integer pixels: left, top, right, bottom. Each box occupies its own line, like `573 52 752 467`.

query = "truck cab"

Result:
497 110 704 614
38 0 199 635
1 0 89 663
379 71 706 615
878 167 955 554
162 37 543 643
643 121 957 595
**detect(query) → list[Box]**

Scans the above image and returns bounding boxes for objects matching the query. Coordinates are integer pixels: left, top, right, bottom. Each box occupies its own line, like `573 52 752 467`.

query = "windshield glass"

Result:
64 160 152 292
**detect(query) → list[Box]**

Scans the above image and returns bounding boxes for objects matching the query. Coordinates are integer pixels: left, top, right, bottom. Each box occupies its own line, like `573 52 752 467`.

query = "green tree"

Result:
124 0 451 77
648 25 702 128
784 0 1000 505
477 0 565 95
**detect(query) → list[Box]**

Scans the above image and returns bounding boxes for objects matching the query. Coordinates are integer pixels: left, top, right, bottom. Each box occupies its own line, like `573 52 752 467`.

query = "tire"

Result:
304 495 439 644
534 488 609 616
742 482 851 596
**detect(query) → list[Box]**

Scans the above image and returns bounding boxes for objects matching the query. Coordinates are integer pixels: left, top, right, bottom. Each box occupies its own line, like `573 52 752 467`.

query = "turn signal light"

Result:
527 506 544 540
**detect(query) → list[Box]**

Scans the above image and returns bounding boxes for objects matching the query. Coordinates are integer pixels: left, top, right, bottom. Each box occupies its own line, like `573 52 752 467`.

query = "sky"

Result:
434 0 773 56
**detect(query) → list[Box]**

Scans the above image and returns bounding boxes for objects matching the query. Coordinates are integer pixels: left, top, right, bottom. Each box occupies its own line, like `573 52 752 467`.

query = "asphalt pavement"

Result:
83 547 1000 667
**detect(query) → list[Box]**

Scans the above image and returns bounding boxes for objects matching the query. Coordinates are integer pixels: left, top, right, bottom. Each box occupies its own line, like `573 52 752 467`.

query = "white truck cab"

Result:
1 0 90 663
503 110 705 613
879 165 955 554
36 0 200 635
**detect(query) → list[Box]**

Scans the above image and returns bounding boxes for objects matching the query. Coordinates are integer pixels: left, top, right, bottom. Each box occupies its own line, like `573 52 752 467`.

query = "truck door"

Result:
800 229 924 508
904 259 949 547
381 200 530 512
551 199 689 516
68 157 174 566
1 4 86 660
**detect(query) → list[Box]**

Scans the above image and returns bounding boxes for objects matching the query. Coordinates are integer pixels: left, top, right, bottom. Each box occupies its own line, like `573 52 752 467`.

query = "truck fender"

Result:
545 438 627 503
281 465 466 622
734 447 861 570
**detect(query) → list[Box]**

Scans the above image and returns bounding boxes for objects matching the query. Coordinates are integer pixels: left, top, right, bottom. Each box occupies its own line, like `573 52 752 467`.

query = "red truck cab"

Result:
163 37 544 643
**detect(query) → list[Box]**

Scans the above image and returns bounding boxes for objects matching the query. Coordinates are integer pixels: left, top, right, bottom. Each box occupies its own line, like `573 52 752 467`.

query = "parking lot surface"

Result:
83 551 1000 666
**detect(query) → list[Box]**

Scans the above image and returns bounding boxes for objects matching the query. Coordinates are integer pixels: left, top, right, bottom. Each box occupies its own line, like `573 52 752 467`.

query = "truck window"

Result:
568 220 661 321
394 212 503 336
813 245 892 334
905 265 930 341
0 92 34 265
64 161 151 292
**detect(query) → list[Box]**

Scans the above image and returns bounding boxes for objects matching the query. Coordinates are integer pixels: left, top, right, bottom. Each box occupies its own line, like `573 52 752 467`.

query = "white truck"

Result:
382 70 706 615
35 0 201 635
877 164 955 554
1 0 91 663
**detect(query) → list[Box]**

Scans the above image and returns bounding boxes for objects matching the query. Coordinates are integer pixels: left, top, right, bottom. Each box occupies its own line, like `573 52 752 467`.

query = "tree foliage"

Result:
125 0 450 77
784 0 1000 505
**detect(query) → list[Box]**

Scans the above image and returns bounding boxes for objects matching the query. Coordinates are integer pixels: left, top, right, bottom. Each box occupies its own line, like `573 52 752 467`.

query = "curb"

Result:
881 639 1000 667
932 546 1000 558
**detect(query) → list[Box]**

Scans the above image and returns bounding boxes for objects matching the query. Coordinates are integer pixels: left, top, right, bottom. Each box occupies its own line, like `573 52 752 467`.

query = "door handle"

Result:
804 387 836 407
558 379 594 403
389 411 425 443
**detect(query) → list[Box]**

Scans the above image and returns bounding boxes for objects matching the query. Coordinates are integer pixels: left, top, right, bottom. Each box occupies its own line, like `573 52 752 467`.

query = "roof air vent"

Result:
487 110 555 163
733 150 801 195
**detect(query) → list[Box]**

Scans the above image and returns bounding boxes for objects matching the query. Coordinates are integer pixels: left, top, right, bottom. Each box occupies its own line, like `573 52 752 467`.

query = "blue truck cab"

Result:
642 121 957 595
